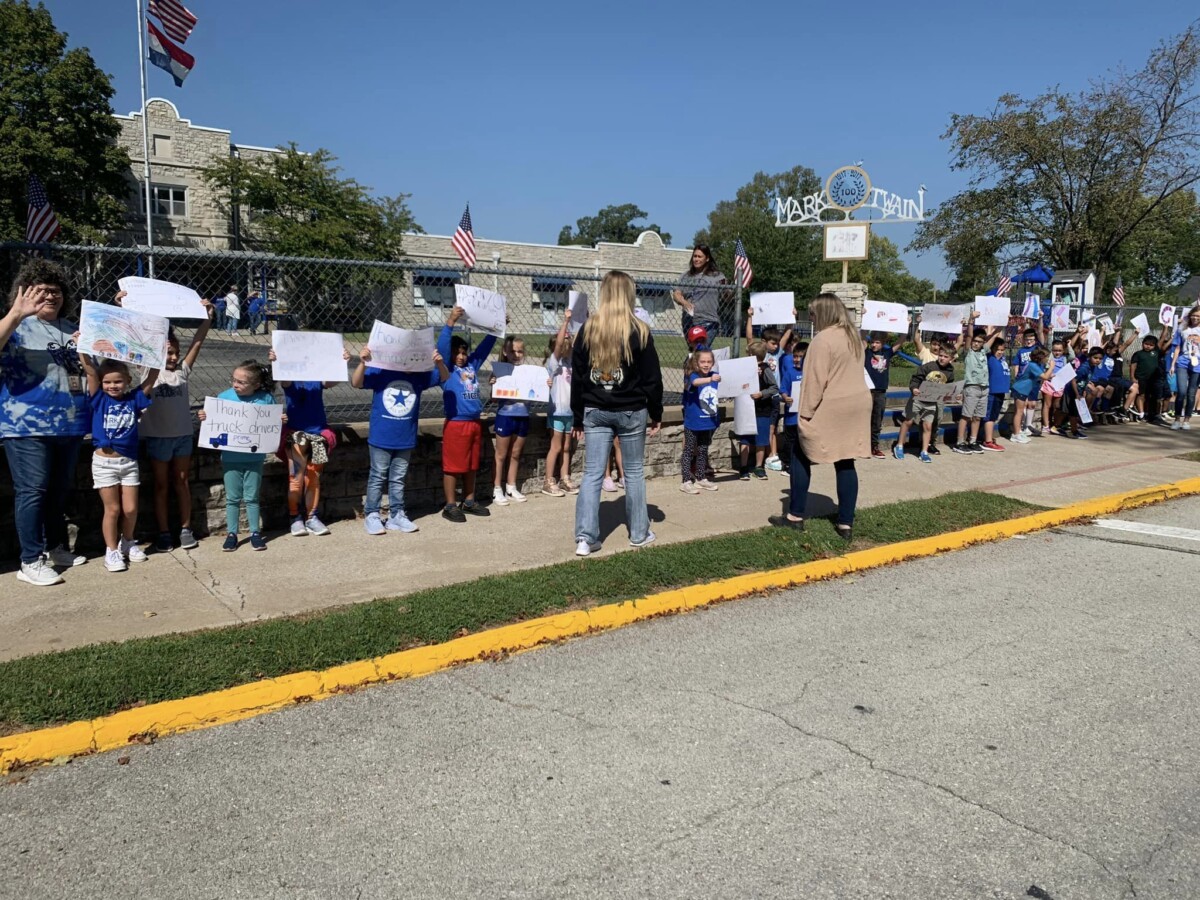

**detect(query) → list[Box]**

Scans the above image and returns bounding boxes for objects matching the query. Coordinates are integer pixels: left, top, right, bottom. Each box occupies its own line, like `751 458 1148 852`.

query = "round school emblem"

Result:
825 165 871 212
382 379 416 417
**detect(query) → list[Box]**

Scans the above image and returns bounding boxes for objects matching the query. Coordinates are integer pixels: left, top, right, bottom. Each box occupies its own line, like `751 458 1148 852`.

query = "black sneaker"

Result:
249 532 267 551
753 467 768 480
460 501 490 517
739 471 751 481
968 442 985 454
222 533 238 552
442 504 466 523
927 444 941 455
154 532 173 553
952 442 971 454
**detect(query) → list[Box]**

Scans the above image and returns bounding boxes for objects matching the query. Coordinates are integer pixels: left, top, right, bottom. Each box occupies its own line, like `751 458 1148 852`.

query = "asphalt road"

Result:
3 497 1200 899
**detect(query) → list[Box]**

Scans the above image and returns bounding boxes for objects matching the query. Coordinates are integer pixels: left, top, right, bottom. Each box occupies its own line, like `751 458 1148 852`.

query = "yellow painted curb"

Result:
5 476 1200 775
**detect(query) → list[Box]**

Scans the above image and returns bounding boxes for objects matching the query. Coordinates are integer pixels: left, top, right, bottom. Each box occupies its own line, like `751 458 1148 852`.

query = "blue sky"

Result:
44 1 1195 287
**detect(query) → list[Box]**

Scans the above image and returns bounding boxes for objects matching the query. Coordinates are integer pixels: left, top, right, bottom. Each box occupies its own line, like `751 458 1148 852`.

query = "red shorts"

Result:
442 419 482 475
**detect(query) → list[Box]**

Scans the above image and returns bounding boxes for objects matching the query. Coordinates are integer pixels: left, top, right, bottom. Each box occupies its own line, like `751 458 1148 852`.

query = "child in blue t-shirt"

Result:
776 342 808 472
436 306 497 522
268 345 351 538
76 343 159 572
351 343 445 534
982 337 1011 448
864 333 895 458
1010 325 1044 438
680 348 721 493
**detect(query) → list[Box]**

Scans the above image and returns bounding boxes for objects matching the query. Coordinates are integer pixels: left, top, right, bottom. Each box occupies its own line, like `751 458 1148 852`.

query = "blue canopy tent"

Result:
1014 264 1055 284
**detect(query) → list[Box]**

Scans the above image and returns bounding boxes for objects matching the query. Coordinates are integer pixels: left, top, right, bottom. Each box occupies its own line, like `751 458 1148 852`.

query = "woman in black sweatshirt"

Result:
570 271 663 557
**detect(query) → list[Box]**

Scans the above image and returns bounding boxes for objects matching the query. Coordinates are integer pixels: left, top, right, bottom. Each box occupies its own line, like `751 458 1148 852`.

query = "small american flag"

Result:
996 265 1012 298
451 204 476 269
733 238 753 289
26 175 61 244
148 0 197 44
1112 276 1125 307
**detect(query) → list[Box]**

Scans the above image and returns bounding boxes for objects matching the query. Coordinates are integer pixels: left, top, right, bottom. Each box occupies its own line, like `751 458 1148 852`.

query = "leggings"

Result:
223 456 264 534
1175 367 1200 418
787 427 858 526
681 428 714 482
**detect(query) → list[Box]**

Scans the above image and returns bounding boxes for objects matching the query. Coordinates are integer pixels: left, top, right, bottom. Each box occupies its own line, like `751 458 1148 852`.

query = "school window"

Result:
637 283 673 315
532 276 573 328
139 184 187 218
412 270 460 307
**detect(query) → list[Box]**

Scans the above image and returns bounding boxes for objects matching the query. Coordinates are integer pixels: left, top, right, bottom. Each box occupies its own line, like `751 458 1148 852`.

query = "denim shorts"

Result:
494 414 530 438
739 415 772 447
549 414 573 433
145 434 193 462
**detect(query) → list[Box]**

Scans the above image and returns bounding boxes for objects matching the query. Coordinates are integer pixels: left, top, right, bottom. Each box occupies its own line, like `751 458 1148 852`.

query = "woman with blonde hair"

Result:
570 271 664 556
769 293 870 539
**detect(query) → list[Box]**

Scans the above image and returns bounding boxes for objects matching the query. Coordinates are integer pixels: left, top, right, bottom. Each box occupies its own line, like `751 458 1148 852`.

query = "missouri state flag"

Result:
147 19 194 87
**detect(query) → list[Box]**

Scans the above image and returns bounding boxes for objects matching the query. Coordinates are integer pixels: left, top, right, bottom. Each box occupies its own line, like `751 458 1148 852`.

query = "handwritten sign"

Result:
271 330 348 382
1075 398 1093 425
454 284 507 337
920 303 971 335
198 396 283 455
492 364 550 404
1086 326 1103 349
118 276 207 319
569 290 589 334
712 347 731 363
1022 294 1042 319
714 356 760 399
749 292 796 325
1050 361 1077 392
1050 305 1072 331
366 321 435 372
973 295 1010 327
79 300 169 369
1159 304 1176 328
1096 314 1115 336
1131 313 1151 338
861 300 908 333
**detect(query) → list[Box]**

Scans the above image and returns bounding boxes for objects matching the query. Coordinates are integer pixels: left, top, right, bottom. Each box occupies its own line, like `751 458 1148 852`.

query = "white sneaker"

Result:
1183 420 1193 431
104 548 127 572
492 486 510 506
679 480 700 494
697 479 719 491
505 484 527 502
16 557 64 586
1020 427 1032 437
1172 420 1184 430
575 539 602 557
46 544 86 568
1012 433 1031 444
630 531 657 548
290 517 308 537
120 538 147 562
304 514 331 535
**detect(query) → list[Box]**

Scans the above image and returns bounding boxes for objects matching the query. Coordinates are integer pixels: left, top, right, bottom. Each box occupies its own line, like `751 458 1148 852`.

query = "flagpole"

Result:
135 0 155 276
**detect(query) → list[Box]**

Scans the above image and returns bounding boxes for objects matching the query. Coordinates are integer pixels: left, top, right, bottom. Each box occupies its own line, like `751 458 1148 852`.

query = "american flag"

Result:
1112 276 1125 307
996 265 1012 297
451 204 476 269
25 175 61 244
733 238 753 289
148 0 197 44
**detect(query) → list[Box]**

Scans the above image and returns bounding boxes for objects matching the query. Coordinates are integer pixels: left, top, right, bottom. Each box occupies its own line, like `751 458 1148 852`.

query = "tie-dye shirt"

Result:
0 316 88 438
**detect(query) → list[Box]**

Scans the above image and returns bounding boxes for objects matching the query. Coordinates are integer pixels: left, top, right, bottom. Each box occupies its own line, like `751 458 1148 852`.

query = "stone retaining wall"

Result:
0 410 740 559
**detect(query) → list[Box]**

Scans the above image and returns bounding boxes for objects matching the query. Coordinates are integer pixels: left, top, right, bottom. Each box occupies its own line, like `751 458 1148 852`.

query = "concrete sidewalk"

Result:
1 423 1196 661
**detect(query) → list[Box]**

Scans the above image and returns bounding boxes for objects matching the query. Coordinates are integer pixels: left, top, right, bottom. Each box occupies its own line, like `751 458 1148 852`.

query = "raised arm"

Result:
182 299 215 369
0 286 48 354
140 367 161 396
350 347 371 388
745 307 755 343
74 332 100 394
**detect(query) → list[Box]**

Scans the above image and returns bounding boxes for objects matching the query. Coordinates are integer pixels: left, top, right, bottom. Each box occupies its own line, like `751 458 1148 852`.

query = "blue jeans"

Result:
787 428 858 526
3 435 84 563
1175 366 1200 418
575 408 649 544
366 446 411 517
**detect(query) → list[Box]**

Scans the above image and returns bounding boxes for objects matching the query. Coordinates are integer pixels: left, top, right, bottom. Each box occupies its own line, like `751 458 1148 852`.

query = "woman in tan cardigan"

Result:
769 293 870 539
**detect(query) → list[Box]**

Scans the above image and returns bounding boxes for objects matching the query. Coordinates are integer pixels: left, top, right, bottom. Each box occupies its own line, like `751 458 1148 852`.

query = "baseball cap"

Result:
686 326 709 344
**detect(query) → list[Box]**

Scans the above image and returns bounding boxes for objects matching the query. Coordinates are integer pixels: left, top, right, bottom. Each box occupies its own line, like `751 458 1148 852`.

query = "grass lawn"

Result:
1173 450 1200 463
0 490 1039 734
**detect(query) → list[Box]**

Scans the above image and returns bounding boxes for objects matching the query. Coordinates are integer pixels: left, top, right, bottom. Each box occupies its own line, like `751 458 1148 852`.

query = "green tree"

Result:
558 203 670 246
0 0 130 242
694 166 825 300
911 22 1200 295
843 235 935 303
201 145 419 260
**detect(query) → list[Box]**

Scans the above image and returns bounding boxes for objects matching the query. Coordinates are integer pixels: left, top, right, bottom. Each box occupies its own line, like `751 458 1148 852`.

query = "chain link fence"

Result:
3 242 759 422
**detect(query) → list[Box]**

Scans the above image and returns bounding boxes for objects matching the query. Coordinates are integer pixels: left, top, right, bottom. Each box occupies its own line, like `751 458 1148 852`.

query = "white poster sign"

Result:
712 347 731 363
1022 294 1042 319
1050 362 1077 392
860 300 909 332
733 394 757 436
1050 305 1073 331
1131 313 1151 338
1159 304 1176 327
271 330 348 382
1086 326 1103 349
454 284 507 337
714 356 760 399
973 295 1011 327
789 380 802 413
633 307 652 326
117 276 207 319
366 321 435 372
569 291 589 333
823 223 870 260
198 396 283 455
78 300 170 369
749 292 796 325
920 303 972 335
1096 314 1115 336
1075 398 1093 424
492 364 550 404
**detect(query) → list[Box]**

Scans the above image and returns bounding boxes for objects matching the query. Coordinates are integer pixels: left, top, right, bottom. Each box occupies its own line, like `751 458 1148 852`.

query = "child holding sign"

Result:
76 342 159 572
737 342 779 480
437 306 497 522
491 336 533 506
680 348 720 493
543 314 577 497
268 345 352 537
197 360 279 551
